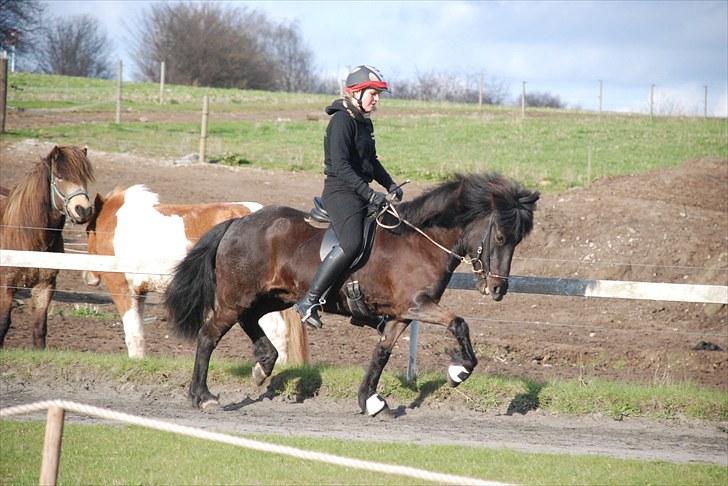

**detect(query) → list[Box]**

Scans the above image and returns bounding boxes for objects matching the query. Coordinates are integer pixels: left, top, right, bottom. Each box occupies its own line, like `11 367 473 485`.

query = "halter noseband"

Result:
50 160 89 222
469 213 509 282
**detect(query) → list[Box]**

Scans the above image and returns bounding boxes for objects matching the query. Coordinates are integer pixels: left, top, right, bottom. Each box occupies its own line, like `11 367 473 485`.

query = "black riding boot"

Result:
295 246 350 329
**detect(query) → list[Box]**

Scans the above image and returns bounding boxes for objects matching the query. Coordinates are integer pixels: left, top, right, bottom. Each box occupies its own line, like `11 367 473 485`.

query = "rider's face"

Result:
358 88 382 113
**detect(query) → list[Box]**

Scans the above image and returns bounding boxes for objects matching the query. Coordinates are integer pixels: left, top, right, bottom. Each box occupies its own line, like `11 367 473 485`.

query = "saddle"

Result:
305 197 388 333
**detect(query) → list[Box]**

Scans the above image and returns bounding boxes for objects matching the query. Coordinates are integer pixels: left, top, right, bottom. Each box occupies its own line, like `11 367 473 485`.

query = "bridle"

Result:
49 160 89 222
376 203 508 283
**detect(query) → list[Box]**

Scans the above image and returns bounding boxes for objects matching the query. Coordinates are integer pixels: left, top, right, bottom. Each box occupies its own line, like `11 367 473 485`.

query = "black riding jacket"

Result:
323 98 394 201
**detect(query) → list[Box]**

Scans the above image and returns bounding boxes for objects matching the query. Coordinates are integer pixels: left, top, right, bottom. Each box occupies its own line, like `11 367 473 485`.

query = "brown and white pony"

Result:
0 145 95 349
85 185 308 361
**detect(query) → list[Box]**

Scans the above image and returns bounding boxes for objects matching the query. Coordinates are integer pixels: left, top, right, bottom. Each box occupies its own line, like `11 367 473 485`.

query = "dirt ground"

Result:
2 136 726 389
1 113 727 465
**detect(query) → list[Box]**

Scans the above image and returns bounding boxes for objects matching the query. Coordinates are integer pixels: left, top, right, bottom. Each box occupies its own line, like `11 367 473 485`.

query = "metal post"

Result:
39 406 65 486
199 95 209 164
406 320 420 382
159 61 166 105
115 60 122 124
521 81 526 118
0 56 8 133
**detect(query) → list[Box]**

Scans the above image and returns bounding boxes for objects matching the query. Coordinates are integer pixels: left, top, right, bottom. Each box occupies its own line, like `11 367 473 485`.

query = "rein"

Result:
376 203 506 281
49 160 89 222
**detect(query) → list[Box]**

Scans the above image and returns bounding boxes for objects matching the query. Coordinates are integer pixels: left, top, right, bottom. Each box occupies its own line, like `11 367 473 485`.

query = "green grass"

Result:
2 350 726 421
1 421 725 485
3 73 726 191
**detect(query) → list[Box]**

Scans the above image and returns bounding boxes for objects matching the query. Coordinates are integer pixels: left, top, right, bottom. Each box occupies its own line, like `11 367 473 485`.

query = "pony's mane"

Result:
397 173 539 241
1 146 94 250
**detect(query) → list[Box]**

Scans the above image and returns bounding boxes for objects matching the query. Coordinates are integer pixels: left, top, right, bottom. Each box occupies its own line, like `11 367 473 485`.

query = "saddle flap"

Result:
309 197 330 224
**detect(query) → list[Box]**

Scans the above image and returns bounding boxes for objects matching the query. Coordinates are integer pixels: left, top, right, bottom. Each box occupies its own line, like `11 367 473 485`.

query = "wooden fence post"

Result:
649 84 655 119
406 321 420 382
199 95 209 163
598 80 603 118
159 61 165 105
115 60 123 124
521 81 526 118
39 406 65 486
0 56 7 133
703 85 708 118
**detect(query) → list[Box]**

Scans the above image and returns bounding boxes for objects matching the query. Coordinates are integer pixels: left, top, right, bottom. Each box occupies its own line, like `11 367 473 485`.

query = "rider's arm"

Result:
326 112 374 201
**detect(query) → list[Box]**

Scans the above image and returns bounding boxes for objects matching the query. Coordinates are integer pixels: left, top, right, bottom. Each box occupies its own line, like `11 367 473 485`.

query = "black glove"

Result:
368 191 387 208
388 183 404 202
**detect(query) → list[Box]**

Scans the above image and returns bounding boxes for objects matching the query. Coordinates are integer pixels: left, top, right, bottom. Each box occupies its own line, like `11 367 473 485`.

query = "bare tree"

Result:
37 14 114 78
128 3 277 89
261 21 316 92
0 0 45 70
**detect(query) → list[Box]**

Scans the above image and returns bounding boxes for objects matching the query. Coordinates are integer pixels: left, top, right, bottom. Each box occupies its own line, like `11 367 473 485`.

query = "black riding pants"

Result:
322 179 368 261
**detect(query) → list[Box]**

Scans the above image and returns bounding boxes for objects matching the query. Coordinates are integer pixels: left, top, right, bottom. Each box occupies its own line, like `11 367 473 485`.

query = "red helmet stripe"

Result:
346 80 389 92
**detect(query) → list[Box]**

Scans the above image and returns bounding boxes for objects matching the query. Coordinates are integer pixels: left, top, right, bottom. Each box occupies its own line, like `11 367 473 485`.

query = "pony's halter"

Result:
376 204 507 281
49 161 89 222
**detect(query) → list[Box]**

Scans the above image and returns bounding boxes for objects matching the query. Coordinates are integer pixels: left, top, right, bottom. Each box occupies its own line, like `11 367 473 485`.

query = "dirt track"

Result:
1 132 727 465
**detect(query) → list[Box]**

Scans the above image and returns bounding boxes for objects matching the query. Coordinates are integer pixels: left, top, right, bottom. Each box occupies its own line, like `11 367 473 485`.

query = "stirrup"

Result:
295 299 325 329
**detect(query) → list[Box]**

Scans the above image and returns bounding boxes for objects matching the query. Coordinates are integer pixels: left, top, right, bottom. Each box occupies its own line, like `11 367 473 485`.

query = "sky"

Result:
44 0 728 116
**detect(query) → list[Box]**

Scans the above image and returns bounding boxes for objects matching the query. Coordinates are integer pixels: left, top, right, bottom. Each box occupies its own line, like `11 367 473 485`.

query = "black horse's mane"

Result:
397 173 539 241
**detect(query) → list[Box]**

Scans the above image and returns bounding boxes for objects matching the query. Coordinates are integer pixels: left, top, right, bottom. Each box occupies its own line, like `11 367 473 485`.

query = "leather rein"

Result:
376 203 507 282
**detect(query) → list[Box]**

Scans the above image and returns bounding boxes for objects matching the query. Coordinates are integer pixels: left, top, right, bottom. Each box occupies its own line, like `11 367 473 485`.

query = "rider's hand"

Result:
388 183 404 202
369 191 387 208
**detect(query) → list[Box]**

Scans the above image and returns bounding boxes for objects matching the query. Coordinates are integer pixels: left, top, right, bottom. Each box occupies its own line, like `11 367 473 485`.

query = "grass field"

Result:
4 73 726 191
2 420 726 485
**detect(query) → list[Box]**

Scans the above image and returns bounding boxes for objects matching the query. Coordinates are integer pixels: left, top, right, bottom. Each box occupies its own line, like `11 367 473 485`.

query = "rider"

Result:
294 65 404 329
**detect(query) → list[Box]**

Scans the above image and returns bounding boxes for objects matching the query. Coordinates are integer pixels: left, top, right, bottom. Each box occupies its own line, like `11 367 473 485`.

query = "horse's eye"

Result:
495 234 505 245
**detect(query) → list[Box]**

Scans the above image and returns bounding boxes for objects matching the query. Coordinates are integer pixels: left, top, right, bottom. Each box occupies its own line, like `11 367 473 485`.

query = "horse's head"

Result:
467 181 539 301
47 145 95 224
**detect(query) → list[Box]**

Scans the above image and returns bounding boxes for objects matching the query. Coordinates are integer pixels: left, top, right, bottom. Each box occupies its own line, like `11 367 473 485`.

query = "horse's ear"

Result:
83 146 88 156
517 190 540 210
47 145 61 165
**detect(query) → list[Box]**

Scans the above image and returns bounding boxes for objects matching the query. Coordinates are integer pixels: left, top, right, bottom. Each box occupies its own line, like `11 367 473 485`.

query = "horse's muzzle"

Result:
478 276 509 301
70 204 93 224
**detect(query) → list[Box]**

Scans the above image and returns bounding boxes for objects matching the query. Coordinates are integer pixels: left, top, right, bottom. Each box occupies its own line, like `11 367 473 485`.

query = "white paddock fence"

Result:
3 248 726 381
0 400 504 486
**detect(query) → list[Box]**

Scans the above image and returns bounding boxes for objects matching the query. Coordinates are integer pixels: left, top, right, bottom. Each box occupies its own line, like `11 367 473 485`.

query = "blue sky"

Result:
44 0 728 116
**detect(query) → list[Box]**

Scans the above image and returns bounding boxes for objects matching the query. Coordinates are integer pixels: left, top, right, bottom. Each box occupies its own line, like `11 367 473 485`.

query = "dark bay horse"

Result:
165 173 539 415
0 145 95 349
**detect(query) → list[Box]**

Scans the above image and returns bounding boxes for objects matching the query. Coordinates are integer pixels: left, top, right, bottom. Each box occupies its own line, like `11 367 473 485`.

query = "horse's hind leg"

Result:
0 287 13 347
189 307 238 409
30 285 54 349
358 320 409 416
240 310 279 387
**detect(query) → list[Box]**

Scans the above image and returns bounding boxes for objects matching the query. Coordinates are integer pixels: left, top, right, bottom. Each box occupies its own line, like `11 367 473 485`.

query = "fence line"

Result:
0 400 503 486
2 249 726 304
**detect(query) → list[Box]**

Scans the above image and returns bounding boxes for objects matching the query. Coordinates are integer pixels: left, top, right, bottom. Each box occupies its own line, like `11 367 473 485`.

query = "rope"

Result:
0 400 508 486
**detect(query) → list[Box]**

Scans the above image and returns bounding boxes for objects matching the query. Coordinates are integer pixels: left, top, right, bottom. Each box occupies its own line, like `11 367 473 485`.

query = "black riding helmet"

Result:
345 65 390 93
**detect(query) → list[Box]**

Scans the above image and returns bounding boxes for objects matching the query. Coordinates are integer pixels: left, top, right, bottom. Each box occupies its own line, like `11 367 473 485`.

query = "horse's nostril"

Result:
75 205 91 220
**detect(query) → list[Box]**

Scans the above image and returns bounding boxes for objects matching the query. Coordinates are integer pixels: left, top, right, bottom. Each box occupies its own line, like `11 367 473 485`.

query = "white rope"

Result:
0 400 509 486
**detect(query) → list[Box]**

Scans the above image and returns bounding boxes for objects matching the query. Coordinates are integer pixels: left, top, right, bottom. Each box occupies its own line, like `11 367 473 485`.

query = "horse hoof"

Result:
447 365 470 387
252 362 270 387
365 393 387 417
200 398 220 411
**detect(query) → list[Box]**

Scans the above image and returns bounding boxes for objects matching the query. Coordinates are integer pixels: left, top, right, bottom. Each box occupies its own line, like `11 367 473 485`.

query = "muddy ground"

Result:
1 113 727 466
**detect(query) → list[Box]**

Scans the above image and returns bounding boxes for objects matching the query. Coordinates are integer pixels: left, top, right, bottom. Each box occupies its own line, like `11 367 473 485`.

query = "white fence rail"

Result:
3 249 727 304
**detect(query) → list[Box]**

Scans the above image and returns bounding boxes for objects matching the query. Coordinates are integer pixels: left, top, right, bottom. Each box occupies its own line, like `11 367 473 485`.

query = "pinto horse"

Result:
0 145 95 349
165 173 539 415
85 185 308 361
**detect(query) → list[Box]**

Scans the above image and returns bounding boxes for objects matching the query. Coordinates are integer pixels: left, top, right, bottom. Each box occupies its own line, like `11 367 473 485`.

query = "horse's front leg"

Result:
403 295 478 387
358 320 409 416
189 308 237 409
30 284 54 349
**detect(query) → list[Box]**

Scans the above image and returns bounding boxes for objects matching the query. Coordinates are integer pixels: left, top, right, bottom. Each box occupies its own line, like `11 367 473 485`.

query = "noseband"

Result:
50 161 89 222
469 213 508 282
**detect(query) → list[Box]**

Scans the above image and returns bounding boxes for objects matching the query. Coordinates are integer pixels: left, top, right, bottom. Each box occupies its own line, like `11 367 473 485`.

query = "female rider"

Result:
295 65 403 328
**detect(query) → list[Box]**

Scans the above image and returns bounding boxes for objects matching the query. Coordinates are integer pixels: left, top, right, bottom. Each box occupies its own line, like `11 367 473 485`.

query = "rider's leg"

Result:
295 186 365 328
295 245 351 328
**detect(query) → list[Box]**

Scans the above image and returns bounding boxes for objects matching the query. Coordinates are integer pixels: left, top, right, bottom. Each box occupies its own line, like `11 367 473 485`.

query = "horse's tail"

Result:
165 219 234 339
